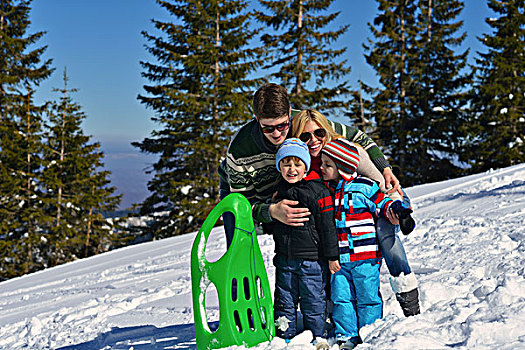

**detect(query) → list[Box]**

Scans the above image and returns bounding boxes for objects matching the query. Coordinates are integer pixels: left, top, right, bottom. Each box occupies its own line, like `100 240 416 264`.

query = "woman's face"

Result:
299 120 327 158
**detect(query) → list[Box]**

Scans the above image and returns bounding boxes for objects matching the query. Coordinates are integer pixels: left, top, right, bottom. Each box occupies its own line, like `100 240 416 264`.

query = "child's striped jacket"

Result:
330 175 393 264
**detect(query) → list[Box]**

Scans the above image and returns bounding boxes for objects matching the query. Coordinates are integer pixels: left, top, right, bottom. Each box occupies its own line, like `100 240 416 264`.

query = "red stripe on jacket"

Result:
318 195 334 213
351 251 382 261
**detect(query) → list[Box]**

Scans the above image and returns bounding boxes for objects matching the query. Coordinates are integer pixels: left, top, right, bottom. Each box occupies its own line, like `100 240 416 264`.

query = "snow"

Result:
1 164 525 349
181 185 193 195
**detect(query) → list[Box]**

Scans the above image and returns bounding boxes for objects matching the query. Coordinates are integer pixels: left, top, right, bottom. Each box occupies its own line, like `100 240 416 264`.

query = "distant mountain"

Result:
101 140 155 210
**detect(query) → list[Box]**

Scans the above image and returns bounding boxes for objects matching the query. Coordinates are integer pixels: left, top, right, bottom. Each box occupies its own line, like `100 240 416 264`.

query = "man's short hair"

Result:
253 83 290 120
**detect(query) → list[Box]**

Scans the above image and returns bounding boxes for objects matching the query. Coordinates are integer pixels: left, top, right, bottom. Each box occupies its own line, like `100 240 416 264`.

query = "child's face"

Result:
320 154 339 181
279 157 307 184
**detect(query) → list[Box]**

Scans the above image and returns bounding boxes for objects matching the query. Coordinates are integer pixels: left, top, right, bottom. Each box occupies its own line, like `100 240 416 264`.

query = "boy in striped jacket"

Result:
320 138 415 349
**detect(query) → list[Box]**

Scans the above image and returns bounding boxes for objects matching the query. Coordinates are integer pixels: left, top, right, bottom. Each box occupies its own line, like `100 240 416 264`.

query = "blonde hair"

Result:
291 109 342 148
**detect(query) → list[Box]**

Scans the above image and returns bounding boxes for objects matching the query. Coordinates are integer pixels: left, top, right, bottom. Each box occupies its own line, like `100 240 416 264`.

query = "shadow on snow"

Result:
57 322 218 350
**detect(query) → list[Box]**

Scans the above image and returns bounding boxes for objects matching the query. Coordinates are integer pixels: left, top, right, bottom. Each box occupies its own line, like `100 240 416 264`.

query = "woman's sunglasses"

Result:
260 121 290 134
299 128 327 142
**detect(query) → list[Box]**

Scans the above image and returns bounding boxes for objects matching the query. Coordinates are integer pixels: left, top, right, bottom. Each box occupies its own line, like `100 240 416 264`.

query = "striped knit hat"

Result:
322 138 360 181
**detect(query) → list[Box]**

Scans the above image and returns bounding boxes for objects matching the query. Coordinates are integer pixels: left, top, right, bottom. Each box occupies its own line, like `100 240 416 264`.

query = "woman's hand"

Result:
383 167 403 197
386 207 400 225
329 260 341 274
269 199 310 226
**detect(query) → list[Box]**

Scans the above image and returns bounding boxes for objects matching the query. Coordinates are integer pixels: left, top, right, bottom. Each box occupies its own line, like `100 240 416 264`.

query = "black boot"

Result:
390 272 420 317
396 288 420 317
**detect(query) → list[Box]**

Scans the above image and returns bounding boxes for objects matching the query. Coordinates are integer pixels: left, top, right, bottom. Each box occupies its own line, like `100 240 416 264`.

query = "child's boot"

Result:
338 336 362 350
390 272 420 317
313 337 330 350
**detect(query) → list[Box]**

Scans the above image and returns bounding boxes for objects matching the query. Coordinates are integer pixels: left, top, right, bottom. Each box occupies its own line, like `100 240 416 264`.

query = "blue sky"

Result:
29 0 494 208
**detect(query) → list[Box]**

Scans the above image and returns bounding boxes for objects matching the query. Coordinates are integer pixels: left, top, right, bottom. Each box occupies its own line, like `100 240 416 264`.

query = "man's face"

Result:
258 114 290 146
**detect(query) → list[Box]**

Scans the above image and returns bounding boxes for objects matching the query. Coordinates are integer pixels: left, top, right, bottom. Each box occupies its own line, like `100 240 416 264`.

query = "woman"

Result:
293 110 398 198
291 109 420 317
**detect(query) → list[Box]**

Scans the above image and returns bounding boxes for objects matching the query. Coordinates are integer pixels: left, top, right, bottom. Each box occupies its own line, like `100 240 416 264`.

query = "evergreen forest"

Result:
1 0 523 280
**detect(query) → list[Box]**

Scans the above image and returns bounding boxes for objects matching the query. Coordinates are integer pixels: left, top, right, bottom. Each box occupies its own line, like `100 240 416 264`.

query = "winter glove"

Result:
390 200 416 235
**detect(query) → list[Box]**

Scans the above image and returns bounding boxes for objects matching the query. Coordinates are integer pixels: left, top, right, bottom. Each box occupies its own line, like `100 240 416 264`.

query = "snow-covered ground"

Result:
1 164 524 349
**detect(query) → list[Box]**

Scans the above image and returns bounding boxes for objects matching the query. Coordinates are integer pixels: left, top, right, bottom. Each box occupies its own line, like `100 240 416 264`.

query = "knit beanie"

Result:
322 138 360 181
276 138 311 172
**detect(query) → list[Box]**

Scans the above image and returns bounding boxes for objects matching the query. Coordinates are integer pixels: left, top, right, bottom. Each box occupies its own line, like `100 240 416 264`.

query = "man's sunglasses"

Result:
299 128 327 142
260 121 290 134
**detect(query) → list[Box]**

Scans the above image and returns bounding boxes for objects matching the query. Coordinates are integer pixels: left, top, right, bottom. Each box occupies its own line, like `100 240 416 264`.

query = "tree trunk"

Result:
56 78 68 227
399 2 408 173
84 184 95 257
295 0 304 97
25 93 33 274
427 0 432 42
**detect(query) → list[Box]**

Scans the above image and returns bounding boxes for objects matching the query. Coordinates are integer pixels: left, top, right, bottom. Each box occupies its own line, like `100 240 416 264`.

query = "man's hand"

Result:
383 167 402 196
269 199 310 226
329 260 341 274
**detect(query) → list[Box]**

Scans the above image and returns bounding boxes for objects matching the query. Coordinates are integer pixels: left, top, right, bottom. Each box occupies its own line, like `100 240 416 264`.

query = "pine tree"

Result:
0 0 52 116
462 0 524 172
42 69 121 265
363 0 419 184
344 79 375 136
256 0 353 115
0 0 52 280
407 0 471 184
364 0 470 186
73 162 121 259
1 89 48 277
134 0 264 238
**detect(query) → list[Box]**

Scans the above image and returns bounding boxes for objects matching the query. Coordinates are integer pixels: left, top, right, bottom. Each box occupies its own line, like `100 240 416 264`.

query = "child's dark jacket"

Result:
263 179 339 261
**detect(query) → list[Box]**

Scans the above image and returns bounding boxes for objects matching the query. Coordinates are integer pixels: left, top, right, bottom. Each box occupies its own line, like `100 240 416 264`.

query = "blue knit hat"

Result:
276 138 311 172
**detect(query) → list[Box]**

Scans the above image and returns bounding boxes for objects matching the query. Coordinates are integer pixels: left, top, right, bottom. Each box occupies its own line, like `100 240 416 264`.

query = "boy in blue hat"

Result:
264 138 339 349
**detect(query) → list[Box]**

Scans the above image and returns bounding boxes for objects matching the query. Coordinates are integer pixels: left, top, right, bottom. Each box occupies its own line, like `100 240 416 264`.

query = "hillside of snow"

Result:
1 164 524 349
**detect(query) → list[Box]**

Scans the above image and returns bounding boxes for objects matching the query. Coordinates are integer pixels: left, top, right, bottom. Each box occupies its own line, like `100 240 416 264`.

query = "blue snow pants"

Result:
330 259 383 341
273 254 327 339
376 190 412 277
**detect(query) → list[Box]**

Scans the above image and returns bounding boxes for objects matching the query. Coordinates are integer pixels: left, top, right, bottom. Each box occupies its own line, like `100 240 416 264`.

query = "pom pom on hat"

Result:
276 138 311 172
322 138 360 181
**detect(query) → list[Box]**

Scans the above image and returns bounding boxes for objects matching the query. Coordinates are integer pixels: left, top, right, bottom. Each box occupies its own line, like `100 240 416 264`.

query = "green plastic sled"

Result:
191 193 275 350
